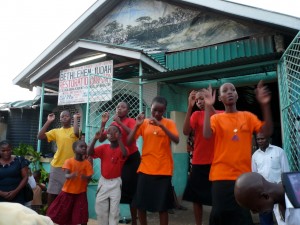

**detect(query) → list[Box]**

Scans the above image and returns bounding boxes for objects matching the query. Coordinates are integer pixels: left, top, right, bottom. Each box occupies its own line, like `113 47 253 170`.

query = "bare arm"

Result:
127 113 144 145
256 81 273 137
183 90 196 135
113 115 131 134
117 133 128 158
87 132 101 156
160 122 179 144
37 113 55 140
73 113 81 138
201 86 216 139
5 166 28 201
65 169 77 179
150 118 179 144
99 112 109 142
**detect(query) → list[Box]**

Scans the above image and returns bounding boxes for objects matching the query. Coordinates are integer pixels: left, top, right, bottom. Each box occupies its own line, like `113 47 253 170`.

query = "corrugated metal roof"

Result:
166 35 275 70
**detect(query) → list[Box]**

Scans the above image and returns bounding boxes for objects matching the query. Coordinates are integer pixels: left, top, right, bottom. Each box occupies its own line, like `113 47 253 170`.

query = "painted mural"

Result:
84 0 271 53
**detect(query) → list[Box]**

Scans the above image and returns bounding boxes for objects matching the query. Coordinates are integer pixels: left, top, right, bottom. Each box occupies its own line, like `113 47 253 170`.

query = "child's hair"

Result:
72 140 85 150
109 125 121 134
119 101 130 110
151 96 167 107
0 140 11 147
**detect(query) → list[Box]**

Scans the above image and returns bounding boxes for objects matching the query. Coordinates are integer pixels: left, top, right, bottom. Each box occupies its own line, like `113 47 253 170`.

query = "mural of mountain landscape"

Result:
84 0 272 53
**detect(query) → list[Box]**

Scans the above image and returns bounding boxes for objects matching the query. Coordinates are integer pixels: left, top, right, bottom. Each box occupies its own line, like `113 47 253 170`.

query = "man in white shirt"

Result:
252 132 290 225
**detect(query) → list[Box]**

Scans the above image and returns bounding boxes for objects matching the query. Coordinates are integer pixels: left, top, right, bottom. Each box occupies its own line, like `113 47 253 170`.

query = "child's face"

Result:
151 102 166 121
106 126 119 141
74 140 87 155
115 102 128 118
60 111 71 125
0 144 12 160
219 83 238 106
195 92 205 110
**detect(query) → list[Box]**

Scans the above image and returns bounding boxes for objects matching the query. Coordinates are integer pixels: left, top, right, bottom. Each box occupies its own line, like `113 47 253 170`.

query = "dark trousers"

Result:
209 181 254 225
259 212 274 225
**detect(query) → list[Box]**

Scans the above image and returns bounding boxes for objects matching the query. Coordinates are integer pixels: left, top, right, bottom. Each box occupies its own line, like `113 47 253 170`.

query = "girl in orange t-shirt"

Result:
47 140 93 225
127 96 179 225
202 81 273 225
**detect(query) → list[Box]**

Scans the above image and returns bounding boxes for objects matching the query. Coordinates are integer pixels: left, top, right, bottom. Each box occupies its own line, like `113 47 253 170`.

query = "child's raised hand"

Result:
94 131 101 140
200 85 216 106
136 112 145 125
113 115 121 124
101 112 109 123
255 80 271 105
47 113 55 122
73 113 81 120
188 90 197 108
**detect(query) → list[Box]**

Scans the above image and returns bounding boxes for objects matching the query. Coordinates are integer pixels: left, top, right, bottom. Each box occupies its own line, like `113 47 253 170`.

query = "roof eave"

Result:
27 41 166 87
179 0 300 30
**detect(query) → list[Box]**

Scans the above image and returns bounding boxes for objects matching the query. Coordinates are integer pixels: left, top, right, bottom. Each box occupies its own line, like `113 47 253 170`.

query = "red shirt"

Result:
103 118 138 155
91 144 128 179
190 110 223 165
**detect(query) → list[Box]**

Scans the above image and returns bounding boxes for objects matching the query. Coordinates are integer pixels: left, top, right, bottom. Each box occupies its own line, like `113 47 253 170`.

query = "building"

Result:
11 0 300 219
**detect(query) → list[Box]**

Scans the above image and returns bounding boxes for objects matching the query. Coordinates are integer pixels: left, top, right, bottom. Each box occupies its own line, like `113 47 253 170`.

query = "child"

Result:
202 81 273 225
25 167 36 208
182 90 222 225
88 125 128 225
37 110 80 207
46 140 93 225
234 172 300 225
98 101 140 225
127 96 179 225
31 170 47 214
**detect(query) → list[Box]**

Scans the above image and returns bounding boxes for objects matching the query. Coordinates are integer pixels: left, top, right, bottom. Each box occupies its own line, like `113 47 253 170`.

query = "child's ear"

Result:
218 96 221 101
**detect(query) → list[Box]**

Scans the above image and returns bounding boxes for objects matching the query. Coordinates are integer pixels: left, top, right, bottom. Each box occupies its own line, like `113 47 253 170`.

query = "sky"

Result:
0 0 299 103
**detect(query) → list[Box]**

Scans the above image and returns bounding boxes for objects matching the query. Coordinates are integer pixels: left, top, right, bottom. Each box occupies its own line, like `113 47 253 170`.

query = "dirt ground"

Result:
87 200 261 225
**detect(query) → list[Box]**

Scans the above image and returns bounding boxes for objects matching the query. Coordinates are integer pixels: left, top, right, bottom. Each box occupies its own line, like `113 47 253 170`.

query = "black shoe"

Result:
119 218 131 224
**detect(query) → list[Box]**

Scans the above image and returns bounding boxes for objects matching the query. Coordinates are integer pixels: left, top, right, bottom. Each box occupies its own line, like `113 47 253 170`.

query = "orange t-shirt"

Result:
62 158 94 194
135 118 179 176
210 111 263 181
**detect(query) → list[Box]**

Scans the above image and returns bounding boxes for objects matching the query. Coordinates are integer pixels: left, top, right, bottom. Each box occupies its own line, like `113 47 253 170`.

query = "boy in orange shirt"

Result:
46 140 93 225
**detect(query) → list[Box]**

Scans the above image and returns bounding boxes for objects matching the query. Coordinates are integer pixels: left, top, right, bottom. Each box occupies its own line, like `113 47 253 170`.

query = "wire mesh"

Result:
278 31 300 171
85 75 145 180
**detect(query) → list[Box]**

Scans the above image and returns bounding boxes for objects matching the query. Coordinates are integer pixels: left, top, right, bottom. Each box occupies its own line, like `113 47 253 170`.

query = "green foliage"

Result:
39 167 49 184
13 143 41 171
13 143 49 183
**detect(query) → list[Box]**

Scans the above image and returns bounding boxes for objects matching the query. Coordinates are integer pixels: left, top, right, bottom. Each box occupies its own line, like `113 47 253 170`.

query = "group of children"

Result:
36 80 276 225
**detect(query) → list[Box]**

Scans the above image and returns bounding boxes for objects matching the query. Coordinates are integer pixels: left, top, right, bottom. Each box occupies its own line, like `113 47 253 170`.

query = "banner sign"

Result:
58 60 113 105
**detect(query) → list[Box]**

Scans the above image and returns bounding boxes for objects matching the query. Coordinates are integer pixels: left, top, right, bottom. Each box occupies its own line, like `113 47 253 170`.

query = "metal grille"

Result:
85 75 144 180
278 31 300 171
